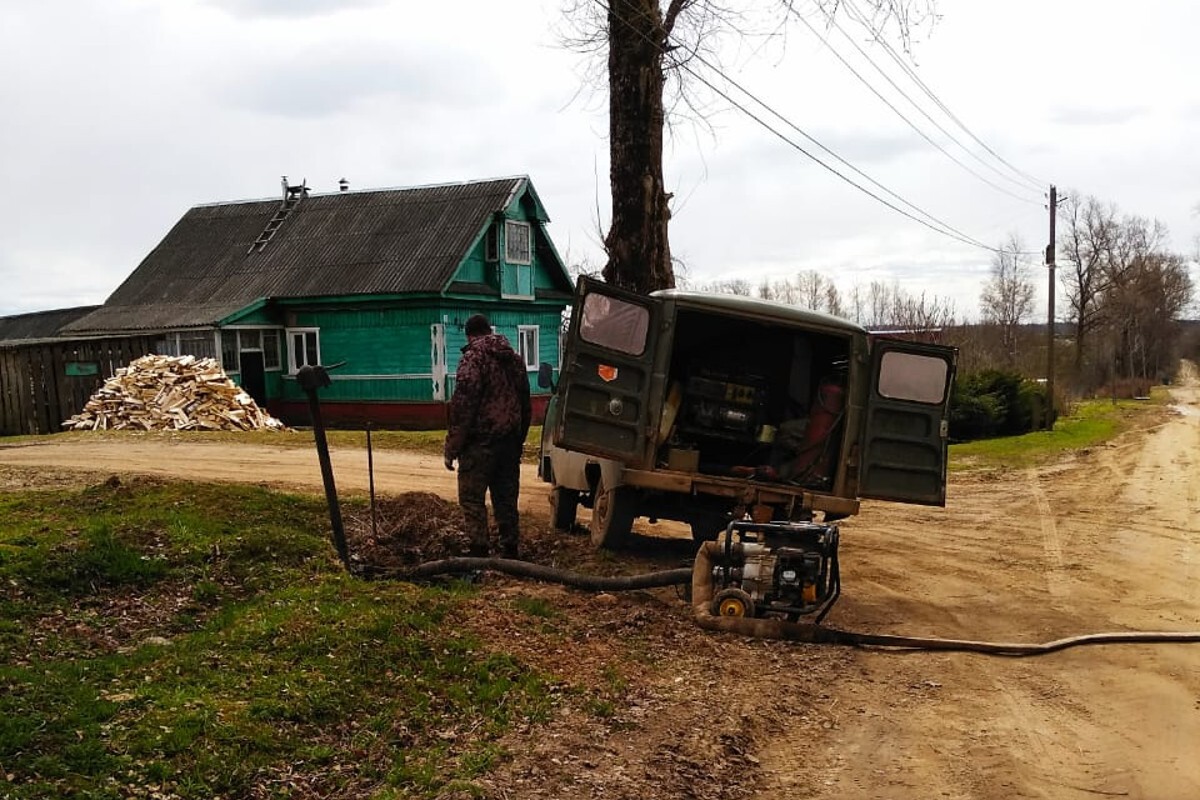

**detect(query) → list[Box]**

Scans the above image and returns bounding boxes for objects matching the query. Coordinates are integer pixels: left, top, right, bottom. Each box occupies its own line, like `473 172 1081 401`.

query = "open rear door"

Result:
555 277 663 468
860 338 957 506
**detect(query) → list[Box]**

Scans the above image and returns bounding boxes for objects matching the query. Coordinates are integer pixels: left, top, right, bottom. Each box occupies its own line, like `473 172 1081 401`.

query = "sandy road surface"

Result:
3 365 1199 798
760 362 1200 799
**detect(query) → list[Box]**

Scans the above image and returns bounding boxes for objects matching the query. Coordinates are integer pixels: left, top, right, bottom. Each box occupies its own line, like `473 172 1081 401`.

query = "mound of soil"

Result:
344 491 471 568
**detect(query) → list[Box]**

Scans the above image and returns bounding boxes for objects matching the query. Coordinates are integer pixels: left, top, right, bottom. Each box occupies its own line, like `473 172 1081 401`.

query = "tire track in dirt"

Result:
1027 468 1067 600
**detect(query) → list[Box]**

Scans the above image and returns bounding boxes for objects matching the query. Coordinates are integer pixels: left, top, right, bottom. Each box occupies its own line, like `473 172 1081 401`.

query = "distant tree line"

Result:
1058 194 1195 391
681 212 1196 439
688 270 957 337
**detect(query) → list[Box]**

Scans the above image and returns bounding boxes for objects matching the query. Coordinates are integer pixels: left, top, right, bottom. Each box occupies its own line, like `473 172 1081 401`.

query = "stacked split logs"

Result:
64 354 286 432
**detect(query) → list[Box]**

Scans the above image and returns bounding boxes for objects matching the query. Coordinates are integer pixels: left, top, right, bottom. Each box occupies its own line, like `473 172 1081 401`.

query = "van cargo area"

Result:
541 276 957 551
658 308 853 491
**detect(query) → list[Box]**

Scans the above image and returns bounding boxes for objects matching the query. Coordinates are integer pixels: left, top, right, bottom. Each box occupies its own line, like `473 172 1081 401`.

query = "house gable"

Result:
446 179 573 302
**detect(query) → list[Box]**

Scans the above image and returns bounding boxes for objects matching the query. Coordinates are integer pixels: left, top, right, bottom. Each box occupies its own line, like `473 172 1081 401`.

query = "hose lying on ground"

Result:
357 549 1200 657
355 556 693 592
689 542 1200 657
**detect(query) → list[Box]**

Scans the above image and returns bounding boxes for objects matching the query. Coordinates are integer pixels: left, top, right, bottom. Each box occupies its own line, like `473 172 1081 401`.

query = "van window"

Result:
877 351 949 404
579 293 650 356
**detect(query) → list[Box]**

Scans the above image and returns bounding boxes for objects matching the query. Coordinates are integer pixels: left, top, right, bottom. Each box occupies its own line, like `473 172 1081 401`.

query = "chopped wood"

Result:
63 354 287 432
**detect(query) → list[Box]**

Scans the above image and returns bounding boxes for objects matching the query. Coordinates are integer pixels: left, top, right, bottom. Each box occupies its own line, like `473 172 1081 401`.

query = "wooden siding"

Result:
278 375 439 403
223 304 275 326
285 307 439 378
454 238 495 288
275 302 563 402
0 337 155 435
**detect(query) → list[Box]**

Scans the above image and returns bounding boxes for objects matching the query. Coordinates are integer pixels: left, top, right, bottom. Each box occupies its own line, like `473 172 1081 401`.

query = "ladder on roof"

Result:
248 177 307 254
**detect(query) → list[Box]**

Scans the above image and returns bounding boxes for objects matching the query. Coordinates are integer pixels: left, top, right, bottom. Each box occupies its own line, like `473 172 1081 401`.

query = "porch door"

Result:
430 324 447 400
238 351 267 407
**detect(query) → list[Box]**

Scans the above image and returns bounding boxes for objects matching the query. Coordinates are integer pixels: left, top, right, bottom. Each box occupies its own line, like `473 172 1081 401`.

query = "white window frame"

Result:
286 327 321 374
220 327 284 372
517 325 539 371
155 330 218 360
505 220 531 265
261 330 282 371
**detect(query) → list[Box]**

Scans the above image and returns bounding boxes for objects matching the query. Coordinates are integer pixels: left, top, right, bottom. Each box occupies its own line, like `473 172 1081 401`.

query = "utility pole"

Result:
1045 184 1057 431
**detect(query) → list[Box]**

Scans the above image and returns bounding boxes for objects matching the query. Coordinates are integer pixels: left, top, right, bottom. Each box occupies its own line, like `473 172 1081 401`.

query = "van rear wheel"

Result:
591 480 634 549
549 487 580 531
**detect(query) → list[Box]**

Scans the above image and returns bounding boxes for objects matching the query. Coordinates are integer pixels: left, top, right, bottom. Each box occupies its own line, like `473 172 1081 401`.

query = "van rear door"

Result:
554 277 664 468
860 338 958 505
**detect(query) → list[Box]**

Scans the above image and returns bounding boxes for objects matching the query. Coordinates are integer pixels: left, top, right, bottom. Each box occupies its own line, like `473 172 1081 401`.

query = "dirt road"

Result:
0 438 551 510
3 365 1199 798
777 363 1200 799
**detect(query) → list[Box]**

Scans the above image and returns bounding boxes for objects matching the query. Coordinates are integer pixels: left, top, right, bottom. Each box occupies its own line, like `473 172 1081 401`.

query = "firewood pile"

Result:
63 354 287 432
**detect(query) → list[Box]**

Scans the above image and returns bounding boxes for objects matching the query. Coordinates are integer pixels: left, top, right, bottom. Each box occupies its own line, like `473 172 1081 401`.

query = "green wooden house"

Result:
62 176 574 428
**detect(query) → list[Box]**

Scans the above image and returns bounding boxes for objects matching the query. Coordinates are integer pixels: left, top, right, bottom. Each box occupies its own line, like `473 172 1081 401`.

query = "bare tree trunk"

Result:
601 0 675 294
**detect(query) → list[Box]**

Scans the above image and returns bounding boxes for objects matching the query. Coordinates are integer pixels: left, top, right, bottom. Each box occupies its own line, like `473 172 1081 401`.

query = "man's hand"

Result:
444 455 455 471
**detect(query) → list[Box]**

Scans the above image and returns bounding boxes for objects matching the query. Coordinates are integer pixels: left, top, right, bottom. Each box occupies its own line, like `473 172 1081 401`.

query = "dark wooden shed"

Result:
0 308 153 435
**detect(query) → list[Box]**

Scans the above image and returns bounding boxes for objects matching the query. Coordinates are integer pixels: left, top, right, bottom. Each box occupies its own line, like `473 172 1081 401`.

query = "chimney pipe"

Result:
338 177 349 192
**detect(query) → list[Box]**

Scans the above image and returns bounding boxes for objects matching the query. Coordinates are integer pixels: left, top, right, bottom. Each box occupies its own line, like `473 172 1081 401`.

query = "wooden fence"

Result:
0 337 155 436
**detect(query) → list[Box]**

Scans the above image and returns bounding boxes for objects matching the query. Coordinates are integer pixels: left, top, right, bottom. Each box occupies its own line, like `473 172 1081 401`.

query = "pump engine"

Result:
710 521 840 622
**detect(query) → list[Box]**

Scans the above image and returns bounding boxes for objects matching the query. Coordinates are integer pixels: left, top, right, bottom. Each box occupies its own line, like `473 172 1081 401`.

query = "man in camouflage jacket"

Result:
444 314 532 558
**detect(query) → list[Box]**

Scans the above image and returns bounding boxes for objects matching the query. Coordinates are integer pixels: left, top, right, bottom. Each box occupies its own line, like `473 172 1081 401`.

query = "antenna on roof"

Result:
338 177 349 192
279 175 308 202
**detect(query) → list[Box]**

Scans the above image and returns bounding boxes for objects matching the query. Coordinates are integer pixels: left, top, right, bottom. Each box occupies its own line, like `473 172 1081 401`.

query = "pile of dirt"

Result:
63 354 286 432
344 491 471 568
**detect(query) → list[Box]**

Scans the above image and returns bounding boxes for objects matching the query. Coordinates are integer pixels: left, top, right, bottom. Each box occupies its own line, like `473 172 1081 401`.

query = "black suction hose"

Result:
780 625 1200 656
364 554 1200 657
357 557 693 591
689 543 1200 657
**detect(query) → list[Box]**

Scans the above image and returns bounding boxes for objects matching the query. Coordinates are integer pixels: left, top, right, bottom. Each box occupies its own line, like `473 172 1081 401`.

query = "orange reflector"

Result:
597 364 619 382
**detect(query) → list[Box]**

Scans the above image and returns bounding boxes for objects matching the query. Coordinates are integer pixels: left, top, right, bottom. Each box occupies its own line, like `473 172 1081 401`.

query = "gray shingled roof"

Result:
0 306 100 345
65 177 548 334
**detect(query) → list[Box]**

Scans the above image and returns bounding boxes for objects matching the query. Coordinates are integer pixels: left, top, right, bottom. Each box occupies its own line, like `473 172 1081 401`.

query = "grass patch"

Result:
511 595 560 619
0 477 554 799
950 389 1168 471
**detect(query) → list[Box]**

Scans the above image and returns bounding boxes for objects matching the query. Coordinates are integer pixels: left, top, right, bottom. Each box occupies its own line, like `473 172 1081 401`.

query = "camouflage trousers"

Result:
457 433 523 558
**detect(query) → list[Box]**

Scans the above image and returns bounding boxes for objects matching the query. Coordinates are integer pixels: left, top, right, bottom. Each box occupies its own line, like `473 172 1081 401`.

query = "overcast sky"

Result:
2 0 1198 322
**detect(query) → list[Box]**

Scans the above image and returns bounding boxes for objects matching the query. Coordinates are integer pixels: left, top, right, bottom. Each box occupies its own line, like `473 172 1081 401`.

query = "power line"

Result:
795 4 1044 203
601 0 1028 256
841 0 1049 192
677 50 1000 250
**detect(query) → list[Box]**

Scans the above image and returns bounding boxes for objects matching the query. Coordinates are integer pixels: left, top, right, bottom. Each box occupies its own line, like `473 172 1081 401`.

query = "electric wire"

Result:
792 5 1044 204
602 0 1024 255
670 35 1000 250
842 0 1049 192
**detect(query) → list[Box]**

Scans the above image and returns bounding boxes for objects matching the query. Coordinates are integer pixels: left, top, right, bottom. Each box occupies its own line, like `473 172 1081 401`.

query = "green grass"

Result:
949 389 1168 471
0 478 553 799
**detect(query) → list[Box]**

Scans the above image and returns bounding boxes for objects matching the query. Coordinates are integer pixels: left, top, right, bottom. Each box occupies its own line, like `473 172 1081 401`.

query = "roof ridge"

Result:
192 175 529 210
0 304 100 321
